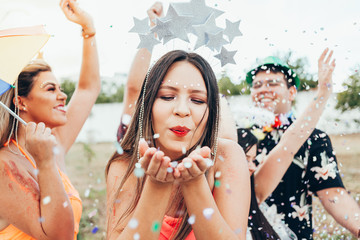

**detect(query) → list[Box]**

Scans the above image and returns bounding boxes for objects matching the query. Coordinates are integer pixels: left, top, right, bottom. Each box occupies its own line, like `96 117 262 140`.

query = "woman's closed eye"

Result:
191 98 206 104
160 95 176 101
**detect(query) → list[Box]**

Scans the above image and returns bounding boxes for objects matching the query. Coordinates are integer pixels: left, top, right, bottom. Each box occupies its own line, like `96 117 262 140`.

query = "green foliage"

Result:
60 78 125 104
217 72 251 96
60 78 76 105
82 143 95 163
274 50 317 91
252 50 317 91
336 70 360 112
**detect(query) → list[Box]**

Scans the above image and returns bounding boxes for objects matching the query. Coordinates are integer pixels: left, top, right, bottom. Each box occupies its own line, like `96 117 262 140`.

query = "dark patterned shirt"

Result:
254 118 344 239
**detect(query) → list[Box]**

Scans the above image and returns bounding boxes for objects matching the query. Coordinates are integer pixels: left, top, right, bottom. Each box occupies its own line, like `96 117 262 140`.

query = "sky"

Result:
1 0 360 91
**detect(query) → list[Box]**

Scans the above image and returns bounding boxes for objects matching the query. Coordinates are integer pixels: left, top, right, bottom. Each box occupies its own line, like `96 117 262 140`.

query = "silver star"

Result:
214 47 237 67
193 13 223 49
223 19 243 43
137 33 160 53
206 31 228 52
129 17 150 35
162 5 192 43
150 18 175 44
172 0 224 25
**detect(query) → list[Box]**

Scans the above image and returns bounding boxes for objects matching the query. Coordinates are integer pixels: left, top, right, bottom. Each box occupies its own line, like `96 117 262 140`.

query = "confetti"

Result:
182 147 186 154
114 141 123 155
84 188 91 198
170 161 178 168
215 171 221 178
153 133 160 139
184 161 192 168
88 209 97 218
214 180 221 187
188 214 196 225
91 226 99 234
128 218 139 229
42 196 51 205
151 221 161 232
203 208 214 220
133 233 140 240
63 201 69 208
134 167 145 178
38 217 45 222
167 167 173 173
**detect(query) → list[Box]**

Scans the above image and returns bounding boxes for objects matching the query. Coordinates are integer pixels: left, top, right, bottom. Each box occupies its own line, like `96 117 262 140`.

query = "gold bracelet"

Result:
82 29 96 39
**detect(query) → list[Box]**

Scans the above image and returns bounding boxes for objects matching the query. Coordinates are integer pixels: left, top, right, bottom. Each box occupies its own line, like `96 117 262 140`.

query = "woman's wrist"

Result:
81 27 96 39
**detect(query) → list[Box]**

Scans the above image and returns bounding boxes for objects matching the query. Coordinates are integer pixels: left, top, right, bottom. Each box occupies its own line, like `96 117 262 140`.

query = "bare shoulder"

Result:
214 138 247 171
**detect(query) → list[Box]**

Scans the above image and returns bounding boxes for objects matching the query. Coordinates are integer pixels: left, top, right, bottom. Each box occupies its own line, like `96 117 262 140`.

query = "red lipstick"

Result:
170 126 190 137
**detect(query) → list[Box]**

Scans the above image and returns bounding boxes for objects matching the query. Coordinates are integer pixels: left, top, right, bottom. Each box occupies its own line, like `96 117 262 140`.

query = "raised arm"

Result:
0 123 74 240
55 0 101 151
122 2 163 118
317 187 360 237
254 48 336 203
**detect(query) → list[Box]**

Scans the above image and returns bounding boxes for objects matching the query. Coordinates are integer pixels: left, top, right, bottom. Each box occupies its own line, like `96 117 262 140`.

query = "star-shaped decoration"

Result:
161 5 192 43
193 13 223 49
206 31 228 52
137 33 160 53
214 47 237 67
223 19 243 43
129 17 151 35
172 0 224 26
150 18 175 44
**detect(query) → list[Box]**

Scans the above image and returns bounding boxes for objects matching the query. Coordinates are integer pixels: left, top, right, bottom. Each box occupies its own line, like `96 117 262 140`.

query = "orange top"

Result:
159 215 196 240
0 139 82 240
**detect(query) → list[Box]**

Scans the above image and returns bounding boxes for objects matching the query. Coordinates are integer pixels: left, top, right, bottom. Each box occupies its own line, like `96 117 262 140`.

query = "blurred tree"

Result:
60 78 76 104
336 70 360 112
218 73 240 96
251 50 317 91
60 78 125 104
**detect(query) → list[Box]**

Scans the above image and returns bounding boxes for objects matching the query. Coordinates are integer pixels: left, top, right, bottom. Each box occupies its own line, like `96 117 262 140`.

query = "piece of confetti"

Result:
203 208 214 220
91 226 99 234
128 218 139 229
42 196 51 205
134 167 145 178
151 221 161 232
188 214 196 225
88 209 97 218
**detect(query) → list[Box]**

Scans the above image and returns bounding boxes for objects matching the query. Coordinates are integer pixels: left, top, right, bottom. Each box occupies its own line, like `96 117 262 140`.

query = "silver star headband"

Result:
129 0 243 67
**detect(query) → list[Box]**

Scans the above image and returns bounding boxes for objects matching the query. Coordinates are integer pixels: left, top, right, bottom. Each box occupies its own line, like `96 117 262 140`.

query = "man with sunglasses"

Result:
245 52 360 239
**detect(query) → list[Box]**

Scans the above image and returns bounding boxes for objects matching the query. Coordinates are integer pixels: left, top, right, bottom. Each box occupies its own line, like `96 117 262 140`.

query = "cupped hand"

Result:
318 48 336 95
60 0 94 31
25 122 57 168
138 139 176 184
174 146 212 183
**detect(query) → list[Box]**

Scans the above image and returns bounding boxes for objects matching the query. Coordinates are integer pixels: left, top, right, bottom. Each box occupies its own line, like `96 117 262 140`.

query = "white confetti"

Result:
170 161 178 168
188 214 196 225
84 189 90 198
153 133 160 139
134 167 145 178
203 208 214 220
129 218 139 229
42 196 51 205
184 162 192 168
133 233 140 240
182 147 186 154
167 167 173 173
63 201 69 208
215 171 221 178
